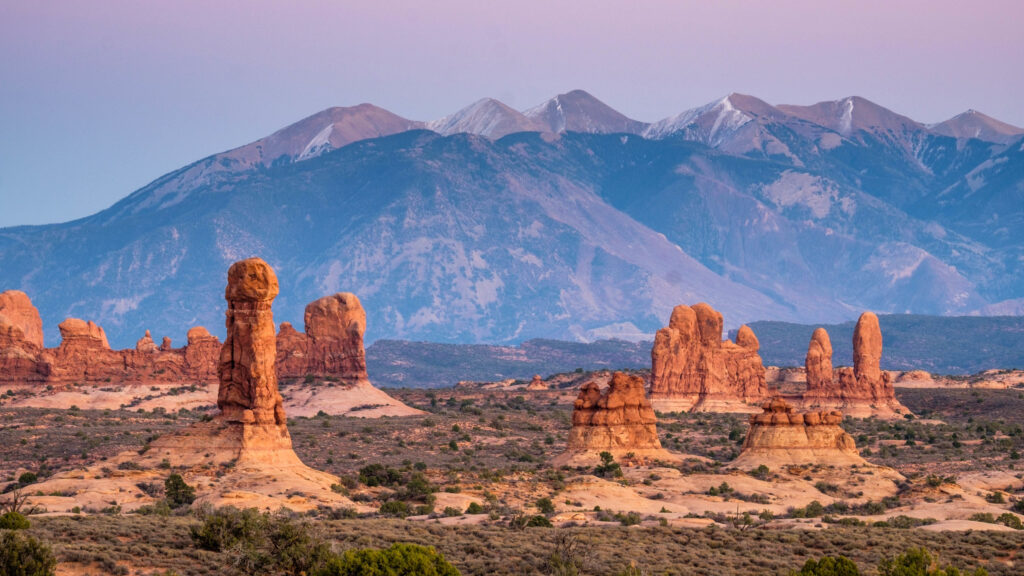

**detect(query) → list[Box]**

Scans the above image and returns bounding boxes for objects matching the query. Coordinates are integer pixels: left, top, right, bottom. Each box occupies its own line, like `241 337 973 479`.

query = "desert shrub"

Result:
791 501 825 518
191 507 268 552
0 531 57 576
17 472 38 486
793 555 861 576
379 500 412 518
536 497 555 514
877 547 988 576
314 543 460 576
750 464 770 480
465 502 484 514
0 510 31 530
359 464 403 487
164 474 195 509
594 452 622 478
191 507 331 574
511 514 553 528
996 513 1022 529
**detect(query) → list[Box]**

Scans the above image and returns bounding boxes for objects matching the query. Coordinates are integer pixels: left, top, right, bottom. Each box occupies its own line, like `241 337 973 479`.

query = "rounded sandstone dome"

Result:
225 258 279 302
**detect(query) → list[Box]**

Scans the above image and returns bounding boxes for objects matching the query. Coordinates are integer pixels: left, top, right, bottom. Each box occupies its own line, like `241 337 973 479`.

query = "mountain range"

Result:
1 90 1022 348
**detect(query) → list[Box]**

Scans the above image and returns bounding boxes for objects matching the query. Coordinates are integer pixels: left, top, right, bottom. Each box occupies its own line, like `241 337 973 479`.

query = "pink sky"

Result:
1 0 1022 226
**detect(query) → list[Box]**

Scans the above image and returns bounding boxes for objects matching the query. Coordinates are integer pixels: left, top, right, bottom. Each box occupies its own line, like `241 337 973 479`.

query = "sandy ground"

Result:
0 379 422 418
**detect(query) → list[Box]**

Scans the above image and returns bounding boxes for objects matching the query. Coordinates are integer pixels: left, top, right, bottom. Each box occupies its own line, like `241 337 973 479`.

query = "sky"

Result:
1 0 1022 228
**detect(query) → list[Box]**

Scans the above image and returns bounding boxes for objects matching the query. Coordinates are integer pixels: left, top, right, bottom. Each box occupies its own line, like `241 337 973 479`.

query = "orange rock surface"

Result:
650 303 768 413
801 312 910 418
554 372 676 465
732 398 866 467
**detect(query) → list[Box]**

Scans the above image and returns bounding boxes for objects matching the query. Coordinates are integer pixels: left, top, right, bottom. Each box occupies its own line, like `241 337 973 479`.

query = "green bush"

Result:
190 507 268 552
0 511 31 530
0 531 57 576
536 497 555 514
314 543 460 576
594 452 622 478
164 474 195 509
379 500 412 518
877 547 988 576
191 507 331 574
465 502 484 514
359 464 403 487
17 472 38 486
793 556 861 576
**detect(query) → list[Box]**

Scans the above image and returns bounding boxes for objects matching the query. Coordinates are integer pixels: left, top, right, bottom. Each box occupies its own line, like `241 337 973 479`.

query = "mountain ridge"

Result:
1 91 1022 348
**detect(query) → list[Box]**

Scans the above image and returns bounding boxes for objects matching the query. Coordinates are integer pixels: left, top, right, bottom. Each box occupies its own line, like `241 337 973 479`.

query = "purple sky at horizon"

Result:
1 0 1022 227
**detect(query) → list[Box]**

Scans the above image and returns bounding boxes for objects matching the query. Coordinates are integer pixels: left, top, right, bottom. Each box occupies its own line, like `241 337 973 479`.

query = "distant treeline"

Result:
365 338 650 389
365 315 1024 388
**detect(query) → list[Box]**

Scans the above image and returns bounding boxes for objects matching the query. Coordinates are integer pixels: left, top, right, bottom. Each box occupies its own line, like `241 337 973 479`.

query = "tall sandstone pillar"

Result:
217 258 286 426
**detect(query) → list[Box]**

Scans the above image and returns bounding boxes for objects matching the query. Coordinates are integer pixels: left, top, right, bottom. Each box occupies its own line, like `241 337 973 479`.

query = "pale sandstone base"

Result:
650 396 763 414
282 379 424 418
798 395 910 419
27 417 361 514
551 447 692 468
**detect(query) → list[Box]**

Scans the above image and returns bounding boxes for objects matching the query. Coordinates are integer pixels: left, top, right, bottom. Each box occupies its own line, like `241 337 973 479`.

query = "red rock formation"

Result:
275 322 310 377
800 313 909 418
136 330 159 353
218 258 286 426
526 374 548 390
303 293 367 380
732 398 866 467
554 372 675 466
650 303 768 413
159 337 173 352
275 293 370 383
47 318 124 381
805 327 833 392
184 327 221 382
0 290 44 349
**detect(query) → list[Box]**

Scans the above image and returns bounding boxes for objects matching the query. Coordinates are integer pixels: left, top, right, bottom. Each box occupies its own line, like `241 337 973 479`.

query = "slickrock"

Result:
553 371 679 466
0 290 44 348
731 398 867 467
29 258 358 514
650 303 768 413
801 312 910 418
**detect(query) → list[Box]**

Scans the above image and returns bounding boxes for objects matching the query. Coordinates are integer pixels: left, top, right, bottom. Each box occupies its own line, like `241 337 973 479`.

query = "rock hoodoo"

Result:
136 330 159 353
217 258 286 426
650 303 769 413
805 327 833 391
732 398 867 467
0 290 44 349
801 312 909 418
29 258 356 513
553 371 677 466
526 374 548 390
276 293 369 382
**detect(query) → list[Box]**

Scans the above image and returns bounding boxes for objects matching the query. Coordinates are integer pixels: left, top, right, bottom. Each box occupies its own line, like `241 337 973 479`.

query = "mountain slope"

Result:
930 110 1024 144
523 90 648 134
0 91 1021 348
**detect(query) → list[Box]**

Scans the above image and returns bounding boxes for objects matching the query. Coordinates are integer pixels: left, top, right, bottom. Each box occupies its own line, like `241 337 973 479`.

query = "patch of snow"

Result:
298 123 335 161
839 98 854 135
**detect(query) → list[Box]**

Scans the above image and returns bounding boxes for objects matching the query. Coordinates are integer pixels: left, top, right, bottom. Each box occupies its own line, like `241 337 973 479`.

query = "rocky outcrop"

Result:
136 330 159 353
801 312 909 418
805 327 833 392
277 293 368 381
650 303 769 413
0 290 44 349
29 258 356 514
553 372 677 466
526 374 548 390
185 327 221 382
732 398 866 467
217 258 286 426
